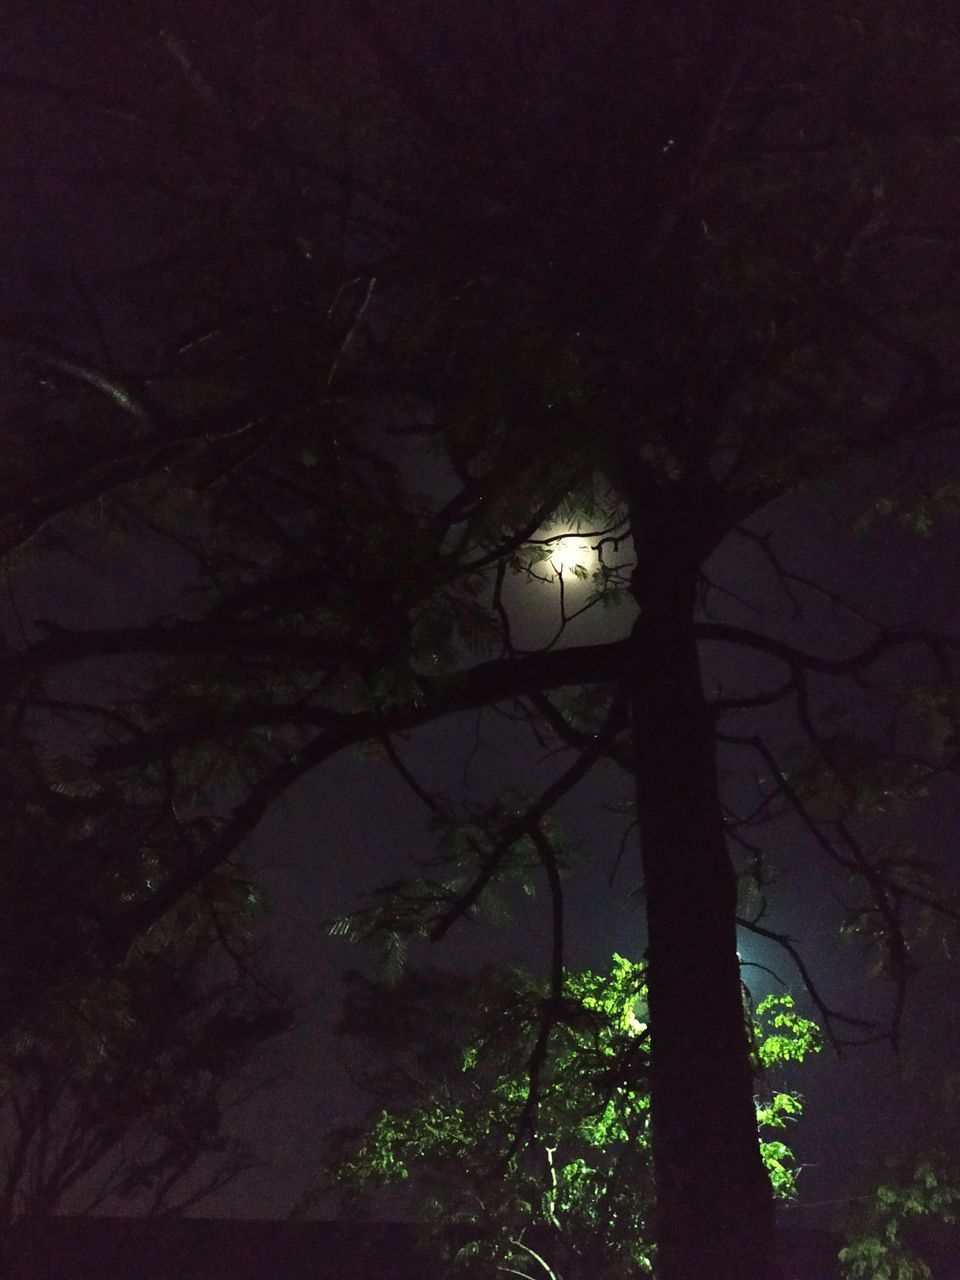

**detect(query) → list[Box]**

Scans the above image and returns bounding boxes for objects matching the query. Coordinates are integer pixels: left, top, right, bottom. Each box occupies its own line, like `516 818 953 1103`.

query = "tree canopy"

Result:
323 956 820 1279
3 2 960 1276
0 729 293 1257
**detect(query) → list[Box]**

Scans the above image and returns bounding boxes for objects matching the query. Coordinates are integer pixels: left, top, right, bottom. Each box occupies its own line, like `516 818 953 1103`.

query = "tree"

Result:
2 2 960 1276
0 721 293 1267
839 996 960 1279
0 941 288 1236
319 956 820 1280
840 1161 960 1280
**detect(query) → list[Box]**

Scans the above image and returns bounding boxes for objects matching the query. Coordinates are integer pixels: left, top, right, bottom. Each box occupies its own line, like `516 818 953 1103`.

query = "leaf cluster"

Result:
324 957 818 1278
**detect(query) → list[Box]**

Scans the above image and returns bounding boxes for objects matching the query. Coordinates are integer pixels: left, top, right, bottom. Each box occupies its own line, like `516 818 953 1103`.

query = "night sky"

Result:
212 473 960 1223
3 0 960 1243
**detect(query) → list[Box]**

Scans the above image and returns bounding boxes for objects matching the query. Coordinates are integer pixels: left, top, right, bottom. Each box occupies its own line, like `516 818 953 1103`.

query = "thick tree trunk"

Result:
630 568 780 1280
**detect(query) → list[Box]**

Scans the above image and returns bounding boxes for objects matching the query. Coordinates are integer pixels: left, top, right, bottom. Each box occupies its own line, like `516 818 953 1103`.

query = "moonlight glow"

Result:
548 532 597 578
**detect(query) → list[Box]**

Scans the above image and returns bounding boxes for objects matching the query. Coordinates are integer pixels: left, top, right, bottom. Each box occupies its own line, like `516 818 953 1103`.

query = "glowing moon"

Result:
549 533 595 577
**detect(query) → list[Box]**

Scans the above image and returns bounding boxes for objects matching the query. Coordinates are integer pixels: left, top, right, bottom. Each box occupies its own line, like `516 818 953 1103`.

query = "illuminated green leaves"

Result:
328 957 819 1274
754 994 822 1068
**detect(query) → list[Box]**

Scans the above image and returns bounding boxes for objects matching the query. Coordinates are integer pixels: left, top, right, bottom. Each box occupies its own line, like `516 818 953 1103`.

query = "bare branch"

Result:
736 915 880 1049
430 696 627 941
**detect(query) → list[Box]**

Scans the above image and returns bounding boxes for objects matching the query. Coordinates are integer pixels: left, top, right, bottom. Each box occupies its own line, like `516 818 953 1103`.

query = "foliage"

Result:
840 1158 960 1280
323 957 820 1279
0 941 290 1228
839 998 960 1279
0 725 292 1230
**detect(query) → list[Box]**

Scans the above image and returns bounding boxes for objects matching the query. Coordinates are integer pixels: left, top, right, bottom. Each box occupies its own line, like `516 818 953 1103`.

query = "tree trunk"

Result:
629 565 780 1280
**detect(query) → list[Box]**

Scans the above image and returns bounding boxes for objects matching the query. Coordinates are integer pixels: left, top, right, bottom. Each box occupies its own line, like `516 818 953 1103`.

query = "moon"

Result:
548 532 596 578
